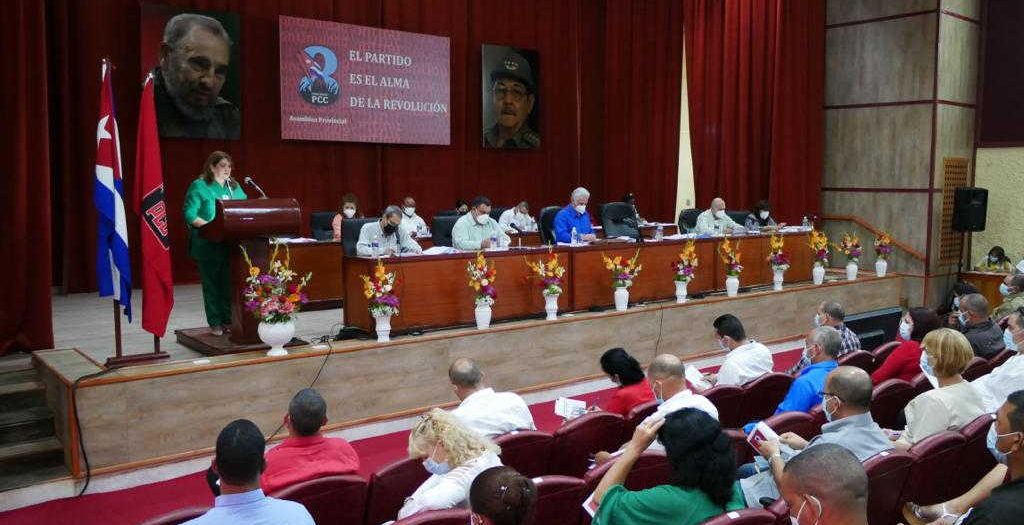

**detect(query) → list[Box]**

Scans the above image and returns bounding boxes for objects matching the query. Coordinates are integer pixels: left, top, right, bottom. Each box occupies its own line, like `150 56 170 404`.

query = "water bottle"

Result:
371 234 381 258
655 224 664 241
801 216 810 229
571 227 579 245
490 234 498 249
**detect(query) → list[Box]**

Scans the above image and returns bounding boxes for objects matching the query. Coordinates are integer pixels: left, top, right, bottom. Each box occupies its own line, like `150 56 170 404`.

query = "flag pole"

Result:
112 301 123 359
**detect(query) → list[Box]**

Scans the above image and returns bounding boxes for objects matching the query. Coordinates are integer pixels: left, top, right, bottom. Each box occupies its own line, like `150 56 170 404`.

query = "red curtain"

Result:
0 0 54 353
684 0 824 223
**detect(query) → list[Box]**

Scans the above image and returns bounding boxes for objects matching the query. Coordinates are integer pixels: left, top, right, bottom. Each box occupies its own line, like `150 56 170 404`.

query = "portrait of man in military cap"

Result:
482 45 540 149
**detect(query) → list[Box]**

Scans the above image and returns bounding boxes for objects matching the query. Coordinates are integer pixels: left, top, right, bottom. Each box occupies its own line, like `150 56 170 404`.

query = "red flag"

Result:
133 73 174 336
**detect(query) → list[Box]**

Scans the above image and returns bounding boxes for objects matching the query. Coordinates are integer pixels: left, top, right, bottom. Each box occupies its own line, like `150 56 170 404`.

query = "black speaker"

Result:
952 187 988 232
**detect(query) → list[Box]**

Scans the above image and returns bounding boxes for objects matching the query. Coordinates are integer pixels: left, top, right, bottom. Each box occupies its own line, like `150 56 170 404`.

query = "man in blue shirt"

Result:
553 187 597 243
187 419 314 525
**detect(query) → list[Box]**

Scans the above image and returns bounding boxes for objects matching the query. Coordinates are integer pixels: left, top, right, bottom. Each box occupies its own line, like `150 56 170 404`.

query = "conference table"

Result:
342 229 815 333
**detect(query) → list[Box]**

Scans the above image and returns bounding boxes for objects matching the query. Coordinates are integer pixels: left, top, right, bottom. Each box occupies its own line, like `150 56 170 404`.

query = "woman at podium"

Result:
183 151 247 336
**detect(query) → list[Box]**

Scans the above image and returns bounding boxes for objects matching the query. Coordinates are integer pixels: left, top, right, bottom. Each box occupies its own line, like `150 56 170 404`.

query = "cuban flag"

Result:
94 61 132 321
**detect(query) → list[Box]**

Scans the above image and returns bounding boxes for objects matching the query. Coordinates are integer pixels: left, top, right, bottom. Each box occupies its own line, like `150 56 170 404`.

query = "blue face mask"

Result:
919 351 935 377
953 296 961 310
958 312 969 326
1005 328 1019 353
813 313 822 327
1000 283 1012 296
987 424 1021 465
423 456 450 475
652 381 664 405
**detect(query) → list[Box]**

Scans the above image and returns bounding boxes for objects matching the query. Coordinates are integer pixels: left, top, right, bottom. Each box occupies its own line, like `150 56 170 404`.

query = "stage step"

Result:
0 372 47 412
0 361 67 492
0 407 55 446
0 354 33 375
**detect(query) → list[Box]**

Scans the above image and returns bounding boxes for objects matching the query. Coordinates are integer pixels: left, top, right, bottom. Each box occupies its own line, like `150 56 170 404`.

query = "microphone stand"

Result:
244 176 269 199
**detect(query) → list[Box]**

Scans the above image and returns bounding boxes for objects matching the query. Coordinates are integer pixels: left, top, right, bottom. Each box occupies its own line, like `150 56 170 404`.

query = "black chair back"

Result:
845 306 903 350
310 211 337 241
431 216 460 247
726 210 750 225
489 206 508 223
539 206 561 245
678 208 700 232
600 202 640 239
341 218 378 256
435 209 460 217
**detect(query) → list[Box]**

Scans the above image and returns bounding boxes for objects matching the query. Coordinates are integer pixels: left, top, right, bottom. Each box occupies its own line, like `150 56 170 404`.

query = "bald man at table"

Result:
694 197 741 235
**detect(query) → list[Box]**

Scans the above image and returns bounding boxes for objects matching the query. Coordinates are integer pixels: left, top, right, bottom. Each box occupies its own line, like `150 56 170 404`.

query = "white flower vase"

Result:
374 314 392 342
846 262 858 281
875 259 888 277
544 293 559 320
475 304 492 329
259 320 295 357
812 264 826 285
614 287 629 311
674 280 688 304
773 270 785 291
725 276 740 297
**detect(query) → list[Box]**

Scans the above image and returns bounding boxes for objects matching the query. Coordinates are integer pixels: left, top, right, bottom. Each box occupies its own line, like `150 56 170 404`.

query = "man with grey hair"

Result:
993 273 1024 320
778 444 869 525
155 13 240 139
356 205 422 257
789 301 862 375
958 293 1006 358
553 187 597 243
694 197 741 235
449 357 535 438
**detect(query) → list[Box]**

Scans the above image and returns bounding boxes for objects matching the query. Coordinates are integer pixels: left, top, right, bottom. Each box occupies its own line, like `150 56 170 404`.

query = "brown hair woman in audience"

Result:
469 466 536 525
871 307 942 384
331 192 361 241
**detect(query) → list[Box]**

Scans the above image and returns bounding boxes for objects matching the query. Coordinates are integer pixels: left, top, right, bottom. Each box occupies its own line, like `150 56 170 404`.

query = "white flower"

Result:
481 279 489 286
382 285 392 293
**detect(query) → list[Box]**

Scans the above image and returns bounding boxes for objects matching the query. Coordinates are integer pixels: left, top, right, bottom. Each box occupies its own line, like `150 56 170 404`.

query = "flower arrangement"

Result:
467 251 498 306
360 260 399 317
834 233 863 263
718 236 743 276
240 243 311 324
602 249 643 288
808 229 831 266
767 233 790 271
671 239 699 282
874 232 894 260
525 248 566 296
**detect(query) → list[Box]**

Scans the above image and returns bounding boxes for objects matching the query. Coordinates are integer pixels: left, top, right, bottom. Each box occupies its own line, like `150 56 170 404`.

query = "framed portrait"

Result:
140 4 241 139
481 44 539 149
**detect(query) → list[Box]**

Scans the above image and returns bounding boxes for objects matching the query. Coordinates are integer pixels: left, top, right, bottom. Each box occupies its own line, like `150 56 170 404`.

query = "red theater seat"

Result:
862 450 914 525
760 411 818 441
903 431 967 505
961 356 992 382
742 373 795 422
139 507 210 525
393 508 471 525
910 373 933 398
725 428 754 465
956 413 998 496
623 400 659 438
365 457 431 525
704 385 747 429
269 474 367 525
807 405 826 434
838 350 877 374
701 509 778 524
549 412 625 477
582 450 670 494
870 379 915 430
871 341 901 366
493 430 553 479
524 475 586 525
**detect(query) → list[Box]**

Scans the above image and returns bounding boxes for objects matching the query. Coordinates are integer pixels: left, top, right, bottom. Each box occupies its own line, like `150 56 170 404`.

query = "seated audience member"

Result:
904 390 1024 525
942 281 981 321
957 293 1006 358
744 200 779 231
331 192 361 241
976 245 1015 273
694 197 741 235
973 308 1024 413
871 307 942 384
469 466 537 525
396 408 503 520
498 201 536 233
777 444 869 525
992 273 1024 321
599 348 655 417
261 388 360 494
741 367 892 506
449 357 536 438
590 409 745 525
455 199 470 215
399 196 429 237
186 419 314 525
553 187 598 243
789 301 861 375
355 205 422 257
893 328 986 450
452 196 511 251
704 314 774 387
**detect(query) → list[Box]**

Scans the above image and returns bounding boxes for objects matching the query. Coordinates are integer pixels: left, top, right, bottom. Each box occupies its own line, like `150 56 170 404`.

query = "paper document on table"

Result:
663 233 687 240
273 237 318 243
554 397 587 419
746 421 780 452
685 365 712 392
422 246 459 255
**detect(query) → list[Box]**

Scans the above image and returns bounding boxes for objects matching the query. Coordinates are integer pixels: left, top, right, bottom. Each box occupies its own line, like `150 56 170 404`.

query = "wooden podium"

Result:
176 199 305 355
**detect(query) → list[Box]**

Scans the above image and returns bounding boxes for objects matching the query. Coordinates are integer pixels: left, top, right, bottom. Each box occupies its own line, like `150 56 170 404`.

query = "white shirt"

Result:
396 451 502 520
451 388 536 438
497 209 536 233
642 389 719 452
972 354 1024 412
400 213 429 236
717 340 774 386
355 221 422 257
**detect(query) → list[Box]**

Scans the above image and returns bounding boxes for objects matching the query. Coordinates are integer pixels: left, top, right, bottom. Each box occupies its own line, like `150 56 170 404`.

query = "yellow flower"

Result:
249 266 260 278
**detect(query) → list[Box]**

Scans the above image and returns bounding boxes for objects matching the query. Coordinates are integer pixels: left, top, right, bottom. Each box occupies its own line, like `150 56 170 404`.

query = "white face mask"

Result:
759 211 770 220
475 212 489 225
403 207 415 217
813 313 822 327
713 210 725 220
953 296 960 310
1005 328 1019 353
574 204 586 214
342 208 356 218
898 320 912 340
791 494 822 525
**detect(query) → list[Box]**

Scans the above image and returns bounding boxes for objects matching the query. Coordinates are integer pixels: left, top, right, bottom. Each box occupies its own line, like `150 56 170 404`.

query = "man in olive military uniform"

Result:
483 51 540 149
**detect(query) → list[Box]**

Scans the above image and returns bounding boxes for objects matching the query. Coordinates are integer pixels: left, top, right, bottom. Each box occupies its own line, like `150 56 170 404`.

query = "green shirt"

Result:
451 212 510 251
183 178 247 259
993 292 1024 321
594 483 746 525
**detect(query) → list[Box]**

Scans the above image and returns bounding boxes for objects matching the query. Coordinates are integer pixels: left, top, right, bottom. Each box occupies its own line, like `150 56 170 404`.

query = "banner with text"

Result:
279 16 451 145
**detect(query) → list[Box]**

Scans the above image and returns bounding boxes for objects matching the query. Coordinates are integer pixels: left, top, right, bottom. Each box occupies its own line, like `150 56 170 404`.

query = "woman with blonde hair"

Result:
893 328 986 450
395 408 502 521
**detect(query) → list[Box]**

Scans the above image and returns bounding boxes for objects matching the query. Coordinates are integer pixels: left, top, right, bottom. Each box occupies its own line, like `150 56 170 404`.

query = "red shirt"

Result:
603 378 655 417
871 340 924 384
261 434 361 494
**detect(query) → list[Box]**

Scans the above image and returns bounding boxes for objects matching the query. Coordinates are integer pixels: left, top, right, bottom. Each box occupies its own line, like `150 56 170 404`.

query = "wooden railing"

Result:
821 215 926 262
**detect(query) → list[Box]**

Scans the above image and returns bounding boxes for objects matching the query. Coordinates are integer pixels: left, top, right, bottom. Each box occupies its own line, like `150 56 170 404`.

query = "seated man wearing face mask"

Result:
694 197 741 236
398 196 429 237
741 367 892 508
553 187 598 243
355 205 423 257
992 273 1024 321
957 293 1006 359
452 196 510 251
498 201 537 233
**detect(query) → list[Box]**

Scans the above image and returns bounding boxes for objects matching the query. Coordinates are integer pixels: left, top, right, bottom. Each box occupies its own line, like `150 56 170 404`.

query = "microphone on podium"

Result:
244 176 268 199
